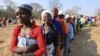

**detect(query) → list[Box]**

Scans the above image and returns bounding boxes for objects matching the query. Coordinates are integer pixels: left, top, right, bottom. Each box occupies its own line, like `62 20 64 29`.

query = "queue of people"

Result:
9 4 98 56
0 17 17 28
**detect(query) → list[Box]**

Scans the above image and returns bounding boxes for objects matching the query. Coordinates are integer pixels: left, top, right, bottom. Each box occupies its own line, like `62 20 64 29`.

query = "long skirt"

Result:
45 43 54 56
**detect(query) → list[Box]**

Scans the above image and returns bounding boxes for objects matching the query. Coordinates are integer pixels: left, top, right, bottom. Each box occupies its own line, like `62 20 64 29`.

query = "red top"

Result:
10 24 46 56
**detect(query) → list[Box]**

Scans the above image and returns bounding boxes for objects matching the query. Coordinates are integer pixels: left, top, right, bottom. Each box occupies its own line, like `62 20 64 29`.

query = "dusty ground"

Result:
0 20 100 56
69 21 100 56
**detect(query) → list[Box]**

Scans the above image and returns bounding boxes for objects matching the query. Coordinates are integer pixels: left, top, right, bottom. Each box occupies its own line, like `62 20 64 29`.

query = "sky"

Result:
0 0 100 16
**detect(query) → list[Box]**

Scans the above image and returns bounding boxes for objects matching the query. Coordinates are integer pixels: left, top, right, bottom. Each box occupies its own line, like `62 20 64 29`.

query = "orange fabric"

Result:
70 17 74 24
56 18 68 34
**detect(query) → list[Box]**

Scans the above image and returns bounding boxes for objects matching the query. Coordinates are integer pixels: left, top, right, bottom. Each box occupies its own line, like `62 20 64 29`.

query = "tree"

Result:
95 8 100 18
0 0 16 17
29 3 44 18
3 0 16 9
5 6 15 17
49 0 62 9
65 6 81 15
0 5 4 10
30 3 43 12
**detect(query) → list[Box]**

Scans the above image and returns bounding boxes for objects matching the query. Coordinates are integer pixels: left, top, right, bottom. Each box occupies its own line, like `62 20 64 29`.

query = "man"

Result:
80 15 86 29
51 8 68 56
58 14 69 56
51 7 62 56
65 17 74 56
10 4 46 56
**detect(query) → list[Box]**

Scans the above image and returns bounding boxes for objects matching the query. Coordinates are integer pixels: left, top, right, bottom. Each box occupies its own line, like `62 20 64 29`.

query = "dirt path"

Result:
0 21 100 56
69 21 100 56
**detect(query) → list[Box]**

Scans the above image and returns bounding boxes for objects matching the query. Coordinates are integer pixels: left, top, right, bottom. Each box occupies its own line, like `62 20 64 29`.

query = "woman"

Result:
10 4 46 56
67 17 74 42
64 17 74 56
41 12 58 56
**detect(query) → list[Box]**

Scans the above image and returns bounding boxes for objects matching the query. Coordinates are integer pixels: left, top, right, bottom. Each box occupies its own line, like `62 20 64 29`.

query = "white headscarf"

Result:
41 10 52 21
58 11 63 15
65 15 70 20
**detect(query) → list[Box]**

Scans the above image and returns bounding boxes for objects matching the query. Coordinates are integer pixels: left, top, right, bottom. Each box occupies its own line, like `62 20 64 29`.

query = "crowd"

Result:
0 17 17 28
5 4 97 56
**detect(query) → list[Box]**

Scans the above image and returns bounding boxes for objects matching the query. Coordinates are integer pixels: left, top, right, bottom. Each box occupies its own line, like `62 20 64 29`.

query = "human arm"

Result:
33 27 46 56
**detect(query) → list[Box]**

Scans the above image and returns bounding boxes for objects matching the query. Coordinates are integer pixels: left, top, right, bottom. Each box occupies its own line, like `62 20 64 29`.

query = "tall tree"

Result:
0 0 16 17
95 8 100 18
49 0 62 9
65 6 81 15
3 0 16 9
30 3 43 12
29 3 44 18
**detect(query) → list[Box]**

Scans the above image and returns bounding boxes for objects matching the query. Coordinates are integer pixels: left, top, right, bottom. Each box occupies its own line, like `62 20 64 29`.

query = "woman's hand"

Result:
14 47 28 53
26 44 38 53
23 53 34 56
